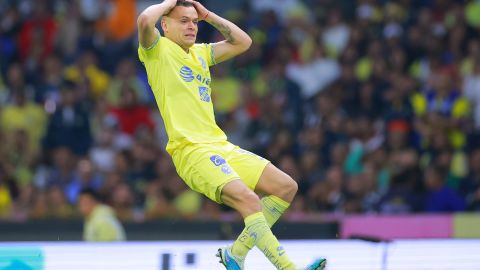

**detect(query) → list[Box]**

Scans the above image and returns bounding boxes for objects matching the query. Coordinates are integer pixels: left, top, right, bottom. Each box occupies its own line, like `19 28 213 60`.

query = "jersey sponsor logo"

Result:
179 66 211 85
179 66 194 82
210 155 226 166
199 86 211 102
198 57 207 70
196 74 211 85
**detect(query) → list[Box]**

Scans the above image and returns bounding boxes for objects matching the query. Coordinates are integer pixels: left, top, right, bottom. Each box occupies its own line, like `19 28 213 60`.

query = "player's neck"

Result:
165 36 190 53
178 43 190 53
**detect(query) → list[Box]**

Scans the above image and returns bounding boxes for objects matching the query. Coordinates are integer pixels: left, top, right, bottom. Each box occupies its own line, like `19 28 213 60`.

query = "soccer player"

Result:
137 1 326 269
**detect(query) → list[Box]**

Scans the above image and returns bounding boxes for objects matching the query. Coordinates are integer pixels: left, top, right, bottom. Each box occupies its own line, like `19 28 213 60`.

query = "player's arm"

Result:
137 0 177 48
191 1 252 64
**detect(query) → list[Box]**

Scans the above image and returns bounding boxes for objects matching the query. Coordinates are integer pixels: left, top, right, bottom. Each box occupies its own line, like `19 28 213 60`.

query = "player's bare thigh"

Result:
254 163 298 202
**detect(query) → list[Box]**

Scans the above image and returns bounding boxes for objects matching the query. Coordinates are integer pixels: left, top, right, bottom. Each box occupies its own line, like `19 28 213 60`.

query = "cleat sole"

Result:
216 248 227 269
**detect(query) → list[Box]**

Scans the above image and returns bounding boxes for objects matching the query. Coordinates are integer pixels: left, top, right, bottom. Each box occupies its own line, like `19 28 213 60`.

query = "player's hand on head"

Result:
188 0 209 20
163 0 177 12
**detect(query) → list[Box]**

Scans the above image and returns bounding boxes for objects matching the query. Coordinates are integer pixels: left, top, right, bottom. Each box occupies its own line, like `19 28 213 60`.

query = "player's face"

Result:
165 6 198 49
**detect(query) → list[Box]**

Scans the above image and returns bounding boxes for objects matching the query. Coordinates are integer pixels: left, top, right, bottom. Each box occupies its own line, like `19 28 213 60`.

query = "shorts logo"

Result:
210 155 226 166
221 165 232 174
199 86 210 102
180 66 194 82
210 155 232 175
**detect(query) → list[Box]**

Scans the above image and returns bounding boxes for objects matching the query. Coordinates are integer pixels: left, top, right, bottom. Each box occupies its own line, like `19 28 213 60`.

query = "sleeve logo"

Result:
198 57 207 70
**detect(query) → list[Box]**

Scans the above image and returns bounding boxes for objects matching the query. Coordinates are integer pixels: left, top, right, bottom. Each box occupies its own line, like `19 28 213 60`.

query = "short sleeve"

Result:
138 28 162 63
204 43 216 66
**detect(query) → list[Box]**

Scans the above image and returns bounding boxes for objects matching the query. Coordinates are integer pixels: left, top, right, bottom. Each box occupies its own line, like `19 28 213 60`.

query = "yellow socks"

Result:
232 195 290 257
240 208 295 270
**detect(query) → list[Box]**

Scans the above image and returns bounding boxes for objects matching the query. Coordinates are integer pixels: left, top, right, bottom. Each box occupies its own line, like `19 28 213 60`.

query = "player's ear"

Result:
161 17 168 33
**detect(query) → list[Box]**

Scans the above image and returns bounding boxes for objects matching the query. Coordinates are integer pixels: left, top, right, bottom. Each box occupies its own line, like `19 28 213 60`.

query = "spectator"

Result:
286 43 340 98
0 88 47 153
106 58 150 106
47 185 74 219
109 182 135 221
55 0 81 60
89 127 117 173
96 0 136 42
64 50 110 99
44 147 77 189
308 166 344 213
210 65 242 115
377 164 423 214
424 165 465 212
43 80 92 156
78 188 126 241
108 86 155 137
17 0 56 68
0 4 22 71
460 149 480 211
3 62 35 104
95 0 137 72
65 158 103 204
30 190 48 219
463 58 480 130
412 67 470 149
3 129 37 187
37 55 64 104
322 9 350 58
143 180 172 220
0 180 13 218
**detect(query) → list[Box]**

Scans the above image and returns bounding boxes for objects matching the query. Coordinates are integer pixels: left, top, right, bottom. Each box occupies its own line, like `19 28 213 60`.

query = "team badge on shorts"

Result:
210 155 232 175
210 155 226 166
221 165 232 174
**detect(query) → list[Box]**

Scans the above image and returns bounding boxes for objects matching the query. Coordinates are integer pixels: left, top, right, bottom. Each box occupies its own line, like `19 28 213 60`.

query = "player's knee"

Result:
222 182 261 214
233 187 261 213
289 177 298 195
239 189 261 212
284 176 298 197
276 175 298 202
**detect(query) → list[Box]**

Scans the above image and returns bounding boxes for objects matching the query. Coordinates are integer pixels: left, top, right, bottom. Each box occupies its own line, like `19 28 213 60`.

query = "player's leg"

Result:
220 179 297 270
231 163 297 257
171 143 296 269
224 144 326 270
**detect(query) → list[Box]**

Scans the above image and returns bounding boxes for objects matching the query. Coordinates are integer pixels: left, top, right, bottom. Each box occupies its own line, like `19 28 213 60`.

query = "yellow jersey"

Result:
84 205 126 242
138 32 227 154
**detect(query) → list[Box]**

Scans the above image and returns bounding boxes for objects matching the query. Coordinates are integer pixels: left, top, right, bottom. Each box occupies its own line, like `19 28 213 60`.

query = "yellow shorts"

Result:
171 141 270 203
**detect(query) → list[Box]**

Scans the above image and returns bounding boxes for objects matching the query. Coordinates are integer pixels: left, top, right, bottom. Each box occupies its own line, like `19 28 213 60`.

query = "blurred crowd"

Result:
0 0 480 222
